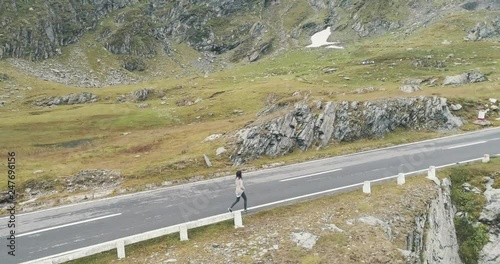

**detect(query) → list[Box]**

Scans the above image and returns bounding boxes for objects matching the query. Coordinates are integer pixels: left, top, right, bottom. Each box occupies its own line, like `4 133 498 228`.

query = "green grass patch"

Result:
454 218 489 264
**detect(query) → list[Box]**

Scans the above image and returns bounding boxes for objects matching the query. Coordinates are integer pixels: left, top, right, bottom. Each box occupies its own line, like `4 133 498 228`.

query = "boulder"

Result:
323 68 337 74
129 88 154 102
354 87 378 94
443 71 487 86
203 134 222 142
291 232 318 250
216 147 227 156
450 104 462 111
399 85 421 93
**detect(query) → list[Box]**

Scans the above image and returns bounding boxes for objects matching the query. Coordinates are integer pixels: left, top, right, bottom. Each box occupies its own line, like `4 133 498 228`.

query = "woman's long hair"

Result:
236 170 242 179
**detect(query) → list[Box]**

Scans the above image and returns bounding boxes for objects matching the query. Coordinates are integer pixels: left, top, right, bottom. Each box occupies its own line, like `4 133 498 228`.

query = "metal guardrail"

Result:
22 211 242 264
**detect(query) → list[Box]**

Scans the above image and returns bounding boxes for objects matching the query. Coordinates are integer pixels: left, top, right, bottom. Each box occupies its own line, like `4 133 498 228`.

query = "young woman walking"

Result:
228 170 248 213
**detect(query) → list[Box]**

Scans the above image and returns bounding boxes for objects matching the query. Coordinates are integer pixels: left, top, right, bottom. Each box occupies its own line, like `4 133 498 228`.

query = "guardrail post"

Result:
397 173 405 185
234 211 244 228
426 166 440 185
180 224 188 241
362 181 371 194
427 166 436 179
483 154 490 163
116 240 125 259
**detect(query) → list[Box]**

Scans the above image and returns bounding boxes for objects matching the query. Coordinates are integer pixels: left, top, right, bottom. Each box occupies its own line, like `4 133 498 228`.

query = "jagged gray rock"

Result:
130 88 154 102
354 86 379 94
479 177 500 264
0 191 11 204
480 232 500 264
405 214 427 263
34 92 97 106
479 178 500 225
117 88 155 103
421 178 462 263
399 85 421 93
450 104 463 111
406 179 462 263
0 0 141 60
232 96 463 165
358 216 392 240
466 17 500 41
443 71 487 86
216 147 227 156
290 232 318 250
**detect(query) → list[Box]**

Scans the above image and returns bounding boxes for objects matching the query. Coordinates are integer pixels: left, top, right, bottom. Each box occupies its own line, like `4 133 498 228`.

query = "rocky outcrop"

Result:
129 88 154 102
422 178 462 263
9 57 138 88
33 92 97 106
443 71 487 86
466 17 500 41
116 88 154 103
122 56 147 72
405 178 462 264
399 85 421 93
461 1 500 11
65 169 121 192
479 176 500 264
0 0 140 60
232 96 462 165
0 0 263 61
2 0 498 63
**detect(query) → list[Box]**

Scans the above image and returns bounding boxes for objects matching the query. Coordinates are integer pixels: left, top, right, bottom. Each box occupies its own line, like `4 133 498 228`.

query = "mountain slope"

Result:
1 0 498 86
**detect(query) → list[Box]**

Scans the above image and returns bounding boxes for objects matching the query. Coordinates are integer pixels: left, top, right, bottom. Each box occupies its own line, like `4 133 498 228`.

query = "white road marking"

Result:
279 168 342 182
251 154 500 211
17 213 122 238
249 182 363 210
446 141 486 149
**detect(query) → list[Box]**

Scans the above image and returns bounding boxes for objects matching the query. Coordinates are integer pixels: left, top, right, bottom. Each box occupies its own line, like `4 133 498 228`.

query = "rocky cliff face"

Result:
0 0 264 61
406 178 462 264
0 0 140 60
232 96 462 165
422 178 462 263
1 0 499 62
479 176 500 264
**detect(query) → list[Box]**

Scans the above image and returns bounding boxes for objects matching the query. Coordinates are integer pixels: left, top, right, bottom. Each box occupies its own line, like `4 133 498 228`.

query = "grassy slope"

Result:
0 11 499 203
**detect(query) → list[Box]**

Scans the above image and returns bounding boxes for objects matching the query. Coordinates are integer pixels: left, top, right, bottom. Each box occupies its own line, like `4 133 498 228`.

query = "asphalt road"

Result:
1 127 499 263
